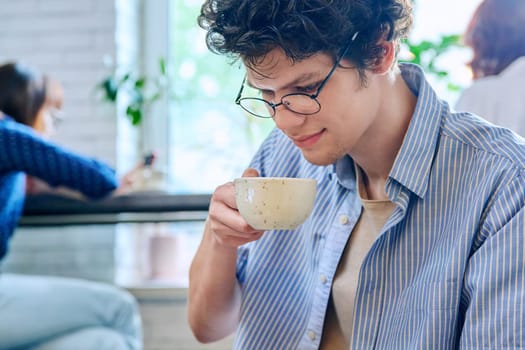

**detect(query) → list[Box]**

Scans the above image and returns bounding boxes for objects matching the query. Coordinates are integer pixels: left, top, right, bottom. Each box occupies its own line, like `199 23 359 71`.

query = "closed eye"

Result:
295 81 321 94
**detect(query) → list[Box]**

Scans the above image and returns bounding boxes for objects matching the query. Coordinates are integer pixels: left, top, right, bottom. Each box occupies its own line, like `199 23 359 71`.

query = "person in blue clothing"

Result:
0 62 143 350
188 0 525 349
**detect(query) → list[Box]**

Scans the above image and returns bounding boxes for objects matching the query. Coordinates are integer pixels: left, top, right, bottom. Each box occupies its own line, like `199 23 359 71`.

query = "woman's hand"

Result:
114 152 157 195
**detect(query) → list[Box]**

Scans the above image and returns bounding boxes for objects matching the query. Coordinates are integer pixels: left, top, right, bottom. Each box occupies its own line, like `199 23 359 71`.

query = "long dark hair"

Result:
465 0 525 79
0 62 47 126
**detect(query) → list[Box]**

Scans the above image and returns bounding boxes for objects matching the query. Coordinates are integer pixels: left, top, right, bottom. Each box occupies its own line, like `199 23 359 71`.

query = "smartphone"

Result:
143 152 156 166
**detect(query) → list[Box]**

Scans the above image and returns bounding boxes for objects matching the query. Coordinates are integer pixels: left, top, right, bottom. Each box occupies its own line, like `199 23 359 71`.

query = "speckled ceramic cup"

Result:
234 177 317 230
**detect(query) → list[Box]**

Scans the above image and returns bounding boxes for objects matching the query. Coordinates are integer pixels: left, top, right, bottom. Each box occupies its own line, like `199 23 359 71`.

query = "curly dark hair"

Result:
0 62 47 126
198 0 413 80
465 0 525 79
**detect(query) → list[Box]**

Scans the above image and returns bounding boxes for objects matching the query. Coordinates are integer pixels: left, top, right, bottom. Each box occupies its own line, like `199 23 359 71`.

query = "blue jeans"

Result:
0 273 143 350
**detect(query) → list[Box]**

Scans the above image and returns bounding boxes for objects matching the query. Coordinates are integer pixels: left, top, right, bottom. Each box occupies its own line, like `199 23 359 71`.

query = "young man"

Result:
188 0 525 349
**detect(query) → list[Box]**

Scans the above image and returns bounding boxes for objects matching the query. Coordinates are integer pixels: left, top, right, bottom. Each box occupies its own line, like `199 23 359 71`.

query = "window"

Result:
168 2 274 194
407 0 483 104
142 0 273 195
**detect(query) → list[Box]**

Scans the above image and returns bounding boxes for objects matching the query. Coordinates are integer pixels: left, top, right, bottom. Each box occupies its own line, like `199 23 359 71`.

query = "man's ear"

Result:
373 41 395 74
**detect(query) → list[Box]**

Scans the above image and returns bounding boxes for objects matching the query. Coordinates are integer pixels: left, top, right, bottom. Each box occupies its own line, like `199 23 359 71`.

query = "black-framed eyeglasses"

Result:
235 32 359 119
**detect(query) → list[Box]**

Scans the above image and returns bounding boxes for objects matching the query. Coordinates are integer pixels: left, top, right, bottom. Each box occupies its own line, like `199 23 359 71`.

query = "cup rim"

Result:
234 177 317 183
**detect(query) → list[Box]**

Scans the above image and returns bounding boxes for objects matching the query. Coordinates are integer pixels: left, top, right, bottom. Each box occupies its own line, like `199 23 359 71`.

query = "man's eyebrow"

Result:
247 72 320 90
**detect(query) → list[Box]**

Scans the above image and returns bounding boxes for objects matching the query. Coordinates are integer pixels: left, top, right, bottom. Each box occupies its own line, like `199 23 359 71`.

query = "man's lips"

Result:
291 129 325 148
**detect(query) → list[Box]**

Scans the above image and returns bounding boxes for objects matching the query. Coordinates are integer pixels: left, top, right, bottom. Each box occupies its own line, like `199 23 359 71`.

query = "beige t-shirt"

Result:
320 166 395 349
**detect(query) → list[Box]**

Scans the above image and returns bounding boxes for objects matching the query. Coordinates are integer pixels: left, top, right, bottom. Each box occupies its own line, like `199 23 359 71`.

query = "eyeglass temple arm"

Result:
235 76 246 104
313 31 360 98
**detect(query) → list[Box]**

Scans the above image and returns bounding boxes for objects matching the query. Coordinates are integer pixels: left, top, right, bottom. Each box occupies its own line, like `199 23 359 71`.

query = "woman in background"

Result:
455 0 525 136
0 62 143 350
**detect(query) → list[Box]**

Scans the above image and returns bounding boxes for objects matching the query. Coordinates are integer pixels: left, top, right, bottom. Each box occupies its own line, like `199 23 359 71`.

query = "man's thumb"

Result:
242 168 259 178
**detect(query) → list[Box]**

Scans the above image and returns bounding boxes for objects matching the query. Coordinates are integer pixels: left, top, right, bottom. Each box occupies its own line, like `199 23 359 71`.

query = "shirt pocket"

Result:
396 279 460 313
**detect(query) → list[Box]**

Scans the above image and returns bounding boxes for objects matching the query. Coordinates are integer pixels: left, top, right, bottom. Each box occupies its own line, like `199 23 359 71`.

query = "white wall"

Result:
0 0 141 168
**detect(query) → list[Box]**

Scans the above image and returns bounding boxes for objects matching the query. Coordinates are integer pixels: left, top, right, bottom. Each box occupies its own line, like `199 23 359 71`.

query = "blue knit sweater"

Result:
0 116 118 260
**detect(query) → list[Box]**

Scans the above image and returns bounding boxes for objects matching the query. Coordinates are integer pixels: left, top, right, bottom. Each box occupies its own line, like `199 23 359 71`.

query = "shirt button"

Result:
319 274 327 284
307 330 316 341
339 214 349 225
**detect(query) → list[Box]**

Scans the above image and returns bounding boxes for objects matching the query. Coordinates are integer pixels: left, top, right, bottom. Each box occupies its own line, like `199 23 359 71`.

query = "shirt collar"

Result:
387 63 446 199
332 155 357 192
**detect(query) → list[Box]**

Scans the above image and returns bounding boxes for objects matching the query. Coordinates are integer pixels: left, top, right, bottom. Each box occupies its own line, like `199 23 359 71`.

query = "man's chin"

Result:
301 150 340 166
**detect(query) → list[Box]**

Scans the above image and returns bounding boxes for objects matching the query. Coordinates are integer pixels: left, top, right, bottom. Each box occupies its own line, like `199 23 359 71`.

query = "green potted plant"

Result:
401 34 463 92
97 58 168 126
96 58 171 192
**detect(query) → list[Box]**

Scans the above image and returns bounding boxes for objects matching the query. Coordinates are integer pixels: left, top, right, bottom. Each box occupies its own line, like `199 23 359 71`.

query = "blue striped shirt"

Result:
233 63 525 349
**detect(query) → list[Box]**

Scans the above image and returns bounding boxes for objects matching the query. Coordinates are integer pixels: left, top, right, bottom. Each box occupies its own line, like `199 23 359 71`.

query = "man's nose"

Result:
272 104 306 131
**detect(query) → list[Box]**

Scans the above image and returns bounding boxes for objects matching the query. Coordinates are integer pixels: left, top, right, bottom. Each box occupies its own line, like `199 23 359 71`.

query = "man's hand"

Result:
207 168 265 247
189 168 262 342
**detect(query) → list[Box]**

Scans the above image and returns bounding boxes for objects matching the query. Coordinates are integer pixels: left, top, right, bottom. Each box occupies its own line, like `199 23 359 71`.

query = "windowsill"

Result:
127 284 189 301
21 192 211 226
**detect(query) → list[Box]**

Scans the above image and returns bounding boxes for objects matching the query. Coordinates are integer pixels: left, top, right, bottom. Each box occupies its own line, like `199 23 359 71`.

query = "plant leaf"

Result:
126 106 142 125
159 57 166 75
135 78 146 88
